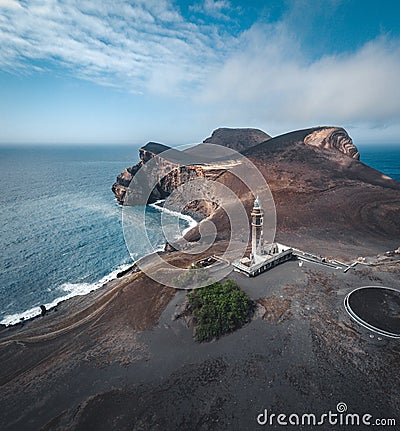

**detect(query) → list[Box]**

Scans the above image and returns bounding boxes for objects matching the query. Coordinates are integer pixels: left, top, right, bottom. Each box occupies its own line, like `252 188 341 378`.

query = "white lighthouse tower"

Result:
251 196 264 264
232 196 293 276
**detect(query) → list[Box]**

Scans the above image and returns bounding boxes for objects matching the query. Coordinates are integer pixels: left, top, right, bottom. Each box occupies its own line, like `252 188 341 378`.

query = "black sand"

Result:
0 254 399 430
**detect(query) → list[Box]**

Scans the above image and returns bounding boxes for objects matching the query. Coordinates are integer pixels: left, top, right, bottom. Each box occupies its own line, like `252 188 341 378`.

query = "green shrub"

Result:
187 279 254 342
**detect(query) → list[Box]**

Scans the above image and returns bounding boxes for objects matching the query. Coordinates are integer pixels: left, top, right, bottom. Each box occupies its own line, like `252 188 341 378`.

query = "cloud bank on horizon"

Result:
0 0 400 144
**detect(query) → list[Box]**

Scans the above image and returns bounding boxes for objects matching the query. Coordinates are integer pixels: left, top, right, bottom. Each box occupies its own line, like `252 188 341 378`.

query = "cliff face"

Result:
112 142 224 218
112 126 400 259
303 127 359 159
112 126 359 206
112 142 178 205
112 128 270 205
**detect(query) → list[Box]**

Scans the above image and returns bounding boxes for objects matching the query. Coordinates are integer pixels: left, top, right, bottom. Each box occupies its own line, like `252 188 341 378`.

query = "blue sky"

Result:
1 0 400 145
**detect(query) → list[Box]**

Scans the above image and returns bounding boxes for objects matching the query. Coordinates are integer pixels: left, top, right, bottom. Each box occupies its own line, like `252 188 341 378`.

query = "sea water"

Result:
359 145 400 182
0 144 399 325
0 145 195 325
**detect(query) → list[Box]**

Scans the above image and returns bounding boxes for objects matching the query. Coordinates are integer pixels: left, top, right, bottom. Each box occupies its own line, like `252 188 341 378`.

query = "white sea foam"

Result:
1 204 197 327
0 262 132 326
149 199 198 237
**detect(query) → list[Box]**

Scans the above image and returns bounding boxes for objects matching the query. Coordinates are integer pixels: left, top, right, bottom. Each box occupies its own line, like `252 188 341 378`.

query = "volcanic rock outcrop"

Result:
112 142 171 204
202 127 271 152
304 127 359 159
112 126 400 259
112 128 270 206
112 142 223 218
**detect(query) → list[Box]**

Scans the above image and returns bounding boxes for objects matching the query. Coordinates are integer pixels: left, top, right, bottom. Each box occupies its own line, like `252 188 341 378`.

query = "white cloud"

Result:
1 1 400 137
190 0 232 20
197 24 400 131
0 0 227 95
0 0 22 9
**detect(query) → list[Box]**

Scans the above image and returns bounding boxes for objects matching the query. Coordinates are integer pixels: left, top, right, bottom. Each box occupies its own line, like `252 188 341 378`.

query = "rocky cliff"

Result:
112 127 267 208
112 143 223 219
112 126 400 259
112 142 172 204
303 127 359 159
112 126 360 207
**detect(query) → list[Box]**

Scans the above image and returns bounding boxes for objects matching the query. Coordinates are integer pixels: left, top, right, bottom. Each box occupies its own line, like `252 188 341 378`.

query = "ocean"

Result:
0 144 399 325
0 145 195 325
360 145 400 181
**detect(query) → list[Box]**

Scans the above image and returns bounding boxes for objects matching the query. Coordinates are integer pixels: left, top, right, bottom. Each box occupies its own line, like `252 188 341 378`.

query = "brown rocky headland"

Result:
113 125 400 259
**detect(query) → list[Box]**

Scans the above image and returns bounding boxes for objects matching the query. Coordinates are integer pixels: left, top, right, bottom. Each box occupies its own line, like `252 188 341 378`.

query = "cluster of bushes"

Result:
187 279 254 342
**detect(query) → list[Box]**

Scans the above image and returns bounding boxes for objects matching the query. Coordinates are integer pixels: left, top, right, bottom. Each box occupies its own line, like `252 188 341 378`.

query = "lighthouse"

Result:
232 196 293 276
251 196 264 263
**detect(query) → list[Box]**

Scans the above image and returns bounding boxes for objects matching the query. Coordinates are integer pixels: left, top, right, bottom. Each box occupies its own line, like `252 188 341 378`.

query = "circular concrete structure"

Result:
344 286 400 338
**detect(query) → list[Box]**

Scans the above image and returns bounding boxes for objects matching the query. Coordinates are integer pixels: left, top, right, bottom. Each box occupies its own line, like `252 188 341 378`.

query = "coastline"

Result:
0 262 132 327
0 202 198 327
149 199 198 236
